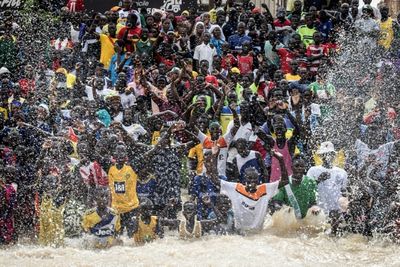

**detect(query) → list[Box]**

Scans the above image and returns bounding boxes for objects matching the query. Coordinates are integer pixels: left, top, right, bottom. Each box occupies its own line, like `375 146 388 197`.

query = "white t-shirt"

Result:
198 131 233 176
306 166 348 213
355 139 394 179
123 124 147 141
221 180 279 231
193 43 217 72
120 92 136 110
85 86 116 101
226 121 257 163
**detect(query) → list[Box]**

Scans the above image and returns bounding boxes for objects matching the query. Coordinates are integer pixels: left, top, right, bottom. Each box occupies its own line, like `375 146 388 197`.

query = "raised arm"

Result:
228 103 240 137
254 126 274 151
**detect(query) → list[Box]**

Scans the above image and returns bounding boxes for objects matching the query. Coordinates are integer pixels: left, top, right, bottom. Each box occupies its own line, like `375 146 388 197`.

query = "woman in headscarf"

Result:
190 21 205 50
199 12 212 31
209 24 225 57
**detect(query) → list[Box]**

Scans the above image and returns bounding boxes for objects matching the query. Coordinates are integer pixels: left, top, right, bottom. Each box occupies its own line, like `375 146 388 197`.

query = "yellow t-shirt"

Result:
379 17 394 50
38 195 65 246
82 207 121 248
133 216 158 244
188 143 205 175
100 34 117 68
285 73 301 82
0 107 8 120
108 164 139 214
66 73 76 89
151 131 161 145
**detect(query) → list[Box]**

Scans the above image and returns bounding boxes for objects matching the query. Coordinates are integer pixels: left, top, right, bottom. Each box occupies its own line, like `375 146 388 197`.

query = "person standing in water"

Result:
108 144 139 237
273 155 319 220
306 141 348 235
208 146 289 233
81 188 122 249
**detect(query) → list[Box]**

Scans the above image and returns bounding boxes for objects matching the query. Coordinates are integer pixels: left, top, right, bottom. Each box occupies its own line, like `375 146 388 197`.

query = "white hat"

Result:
317 141 336 154
0 67 10 75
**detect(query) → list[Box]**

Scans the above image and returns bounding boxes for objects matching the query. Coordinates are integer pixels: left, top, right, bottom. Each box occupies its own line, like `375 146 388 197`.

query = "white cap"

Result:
317 141 336 155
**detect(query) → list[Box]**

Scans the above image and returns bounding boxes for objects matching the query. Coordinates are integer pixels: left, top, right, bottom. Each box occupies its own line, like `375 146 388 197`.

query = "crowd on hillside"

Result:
0 0 399 248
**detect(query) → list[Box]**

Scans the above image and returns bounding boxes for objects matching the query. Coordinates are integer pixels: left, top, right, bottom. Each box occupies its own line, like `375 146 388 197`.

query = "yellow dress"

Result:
38 195 65 246
133 216 158 244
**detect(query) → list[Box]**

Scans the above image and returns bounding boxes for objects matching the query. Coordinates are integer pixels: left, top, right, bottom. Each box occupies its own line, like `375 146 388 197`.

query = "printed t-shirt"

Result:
108 164 139 214
220 180 279 231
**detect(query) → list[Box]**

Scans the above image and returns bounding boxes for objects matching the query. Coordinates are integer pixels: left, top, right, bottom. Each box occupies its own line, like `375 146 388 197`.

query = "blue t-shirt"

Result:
191 175 227 220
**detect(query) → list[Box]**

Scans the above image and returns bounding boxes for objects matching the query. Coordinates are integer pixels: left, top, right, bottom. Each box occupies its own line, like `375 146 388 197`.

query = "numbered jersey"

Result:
108 164 139 214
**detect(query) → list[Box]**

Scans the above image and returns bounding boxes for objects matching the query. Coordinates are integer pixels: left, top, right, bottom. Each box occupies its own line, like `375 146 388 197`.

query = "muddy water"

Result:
1 221 399 267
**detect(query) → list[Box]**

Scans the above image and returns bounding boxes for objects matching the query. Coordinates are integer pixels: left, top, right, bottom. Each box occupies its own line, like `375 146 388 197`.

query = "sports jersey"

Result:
296 25 316 47
273 176 317 218
270 139 293 182
79 161 108 187
220 53 237 70
188 143 205 175
234 151 262 184
136 176 157 202
198 131 233 176
133 216 158 244
220 180 279 231
82 207 121 248
108 164 139 214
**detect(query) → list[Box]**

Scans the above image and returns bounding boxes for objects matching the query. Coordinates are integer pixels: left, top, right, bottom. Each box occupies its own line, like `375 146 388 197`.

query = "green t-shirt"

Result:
308 82 336 119
273 176 317 218
296 25 316 47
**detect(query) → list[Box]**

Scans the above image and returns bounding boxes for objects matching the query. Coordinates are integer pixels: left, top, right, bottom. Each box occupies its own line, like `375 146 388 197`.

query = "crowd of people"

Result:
0 0 400 248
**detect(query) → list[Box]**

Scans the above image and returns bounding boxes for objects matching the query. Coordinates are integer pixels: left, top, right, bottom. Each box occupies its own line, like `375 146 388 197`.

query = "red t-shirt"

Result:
117 27 142 52
206 75 219 87
19 79 35 96
237 55 253 75
277 48 297 74
221 53 237 70
273 19 291 27
306 44 328 74
67 0 85 12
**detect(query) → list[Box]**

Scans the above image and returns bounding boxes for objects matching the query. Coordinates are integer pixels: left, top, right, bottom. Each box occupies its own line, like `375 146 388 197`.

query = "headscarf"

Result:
209 24 225 41
192 21 205 36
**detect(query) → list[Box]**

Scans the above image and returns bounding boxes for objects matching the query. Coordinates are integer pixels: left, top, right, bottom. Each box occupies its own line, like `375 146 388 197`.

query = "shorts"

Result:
119 208 138 237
